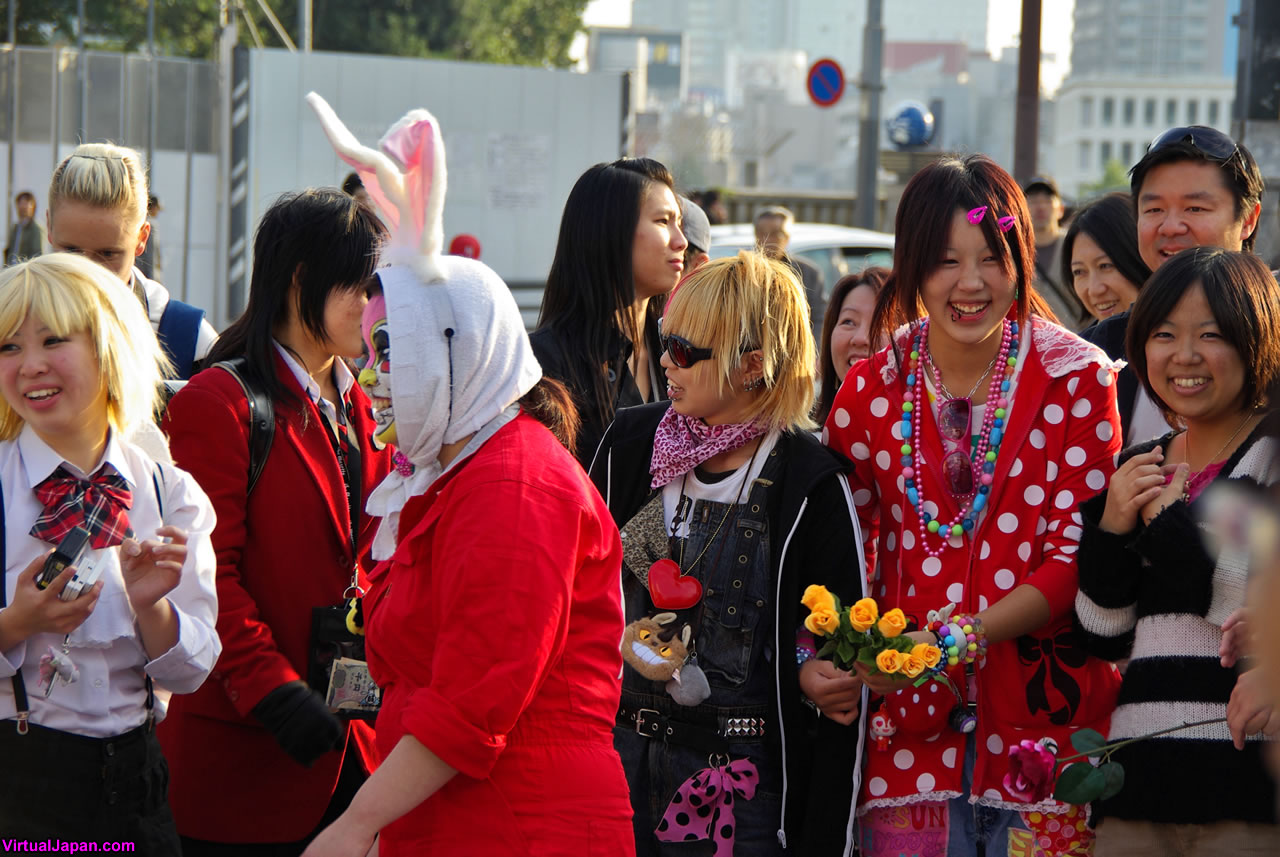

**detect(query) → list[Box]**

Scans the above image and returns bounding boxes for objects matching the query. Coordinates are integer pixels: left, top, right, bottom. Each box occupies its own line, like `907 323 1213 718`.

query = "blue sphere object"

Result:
886 101 936 149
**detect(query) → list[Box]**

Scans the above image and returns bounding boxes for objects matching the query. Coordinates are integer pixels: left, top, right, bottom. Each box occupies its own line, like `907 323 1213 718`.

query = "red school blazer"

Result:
157 353 392 843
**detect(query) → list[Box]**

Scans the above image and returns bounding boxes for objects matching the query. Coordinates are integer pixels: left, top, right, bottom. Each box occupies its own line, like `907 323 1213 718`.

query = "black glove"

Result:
251 681 344 767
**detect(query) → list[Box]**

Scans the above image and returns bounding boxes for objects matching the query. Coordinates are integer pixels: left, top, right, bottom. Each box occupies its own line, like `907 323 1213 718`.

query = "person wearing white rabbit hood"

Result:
302 95 635 857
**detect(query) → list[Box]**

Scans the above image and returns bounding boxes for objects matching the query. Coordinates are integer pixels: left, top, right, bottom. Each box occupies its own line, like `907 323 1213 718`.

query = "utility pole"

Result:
76 0 86 143
854 0 883 230
146 0 155 171
1013 0 1042 184
298 0 312 52
8 0 17 237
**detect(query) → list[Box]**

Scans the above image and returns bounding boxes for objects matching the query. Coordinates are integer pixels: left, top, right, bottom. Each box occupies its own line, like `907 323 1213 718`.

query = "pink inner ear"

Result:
966 206 988 224
381 118 436 248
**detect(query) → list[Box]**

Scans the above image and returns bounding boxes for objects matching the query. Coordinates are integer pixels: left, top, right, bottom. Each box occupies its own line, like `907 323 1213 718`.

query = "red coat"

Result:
826 319 1122 813
364 413 634 856
157 353 392 842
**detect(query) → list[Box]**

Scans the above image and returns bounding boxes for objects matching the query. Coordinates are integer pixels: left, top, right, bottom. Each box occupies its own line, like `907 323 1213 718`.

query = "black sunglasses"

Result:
661 333 714 368
1147 126 1238 162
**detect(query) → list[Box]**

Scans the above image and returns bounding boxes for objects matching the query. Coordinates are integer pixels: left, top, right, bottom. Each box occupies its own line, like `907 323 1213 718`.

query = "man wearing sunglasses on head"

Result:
1082 125 1267 446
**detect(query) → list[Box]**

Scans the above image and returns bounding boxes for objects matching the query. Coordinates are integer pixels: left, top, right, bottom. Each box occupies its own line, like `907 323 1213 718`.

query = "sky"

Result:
581 0 1076 93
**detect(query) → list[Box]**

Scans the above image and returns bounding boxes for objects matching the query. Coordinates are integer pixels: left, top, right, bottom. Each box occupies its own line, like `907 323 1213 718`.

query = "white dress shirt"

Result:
0 425 220 737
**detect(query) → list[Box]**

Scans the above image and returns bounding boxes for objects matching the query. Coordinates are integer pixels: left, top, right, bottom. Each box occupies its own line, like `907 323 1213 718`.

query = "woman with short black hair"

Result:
158 188 393 854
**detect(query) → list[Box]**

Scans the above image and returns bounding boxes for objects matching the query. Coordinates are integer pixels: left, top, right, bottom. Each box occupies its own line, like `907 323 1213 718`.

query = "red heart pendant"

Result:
647 559 702 610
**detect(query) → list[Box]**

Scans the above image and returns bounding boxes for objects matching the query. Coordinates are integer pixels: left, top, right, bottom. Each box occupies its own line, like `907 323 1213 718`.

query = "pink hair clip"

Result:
997 215 1017 233
966 206 988 224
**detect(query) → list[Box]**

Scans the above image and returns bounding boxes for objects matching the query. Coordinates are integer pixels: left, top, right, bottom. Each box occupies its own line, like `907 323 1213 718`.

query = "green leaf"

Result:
856 646 880 668
1054 762 1107 805
839 610 852 634
1098 761 1125 800
836 640 856 666
1069 728 1107 757
816 640 839 659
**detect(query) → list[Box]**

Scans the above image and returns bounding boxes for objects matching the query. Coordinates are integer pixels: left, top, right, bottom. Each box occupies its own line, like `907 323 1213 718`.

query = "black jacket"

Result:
1081 310 1139 444
529 323 666 470
590 401 867 856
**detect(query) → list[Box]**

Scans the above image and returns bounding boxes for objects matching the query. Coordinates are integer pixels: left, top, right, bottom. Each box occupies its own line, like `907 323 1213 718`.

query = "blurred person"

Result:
1024 175 1087 331
1062 193 1150 326
1075 247 1280 855
5 191 45 265
47 144 217 381
814 266 889 424
1083 126 1266 446
699 188 728 225
0 253 218 851
158 189 393 855
591 251 867 856
1061 194 1152 444
678 194 711 274
532 157 687 468
755 206 824 336
136 194 162 281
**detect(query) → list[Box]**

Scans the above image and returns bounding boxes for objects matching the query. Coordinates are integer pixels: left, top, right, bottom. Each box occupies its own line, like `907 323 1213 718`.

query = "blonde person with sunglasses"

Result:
825 156 1123 857
590 251 868 856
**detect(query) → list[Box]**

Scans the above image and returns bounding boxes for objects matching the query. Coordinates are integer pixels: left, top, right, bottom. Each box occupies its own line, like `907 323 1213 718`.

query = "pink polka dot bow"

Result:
655 758 759 857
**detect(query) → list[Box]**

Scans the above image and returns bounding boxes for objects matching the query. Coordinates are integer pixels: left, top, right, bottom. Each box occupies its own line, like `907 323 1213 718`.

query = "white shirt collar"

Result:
17 423 137 488
272 340 355 407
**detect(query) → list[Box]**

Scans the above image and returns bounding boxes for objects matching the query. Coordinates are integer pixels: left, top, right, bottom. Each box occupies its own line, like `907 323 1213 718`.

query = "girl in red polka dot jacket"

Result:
824 155 1123 857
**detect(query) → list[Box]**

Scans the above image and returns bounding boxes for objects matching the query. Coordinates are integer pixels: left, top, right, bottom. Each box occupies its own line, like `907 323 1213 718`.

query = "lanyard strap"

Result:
316 401 363 560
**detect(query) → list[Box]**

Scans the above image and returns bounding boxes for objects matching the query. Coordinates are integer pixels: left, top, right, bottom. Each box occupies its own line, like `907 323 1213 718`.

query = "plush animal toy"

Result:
621 612 711 706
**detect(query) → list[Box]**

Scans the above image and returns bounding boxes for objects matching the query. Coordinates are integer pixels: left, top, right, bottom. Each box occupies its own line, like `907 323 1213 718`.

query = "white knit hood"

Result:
306 93 541 558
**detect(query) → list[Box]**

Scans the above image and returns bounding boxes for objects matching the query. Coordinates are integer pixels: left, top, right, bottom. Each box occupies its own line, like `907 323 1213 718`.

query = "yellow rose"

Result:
912 643 942 669
849 598 880 632
804 608 841 637
877 608 907 638
801 584 836 615
875 649 904 674
901 654 926 678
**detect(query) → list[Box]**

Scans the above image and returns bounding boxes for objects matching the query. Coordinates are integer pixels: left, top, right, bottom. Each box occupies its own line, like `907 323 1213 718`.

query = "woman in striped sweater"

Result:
1075 247 1280 854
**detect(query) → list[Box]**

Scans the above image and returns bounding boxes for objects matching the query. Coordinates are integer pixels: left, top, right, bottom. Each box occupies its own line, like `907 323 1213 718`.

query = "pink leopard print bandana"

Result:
649 407 766 488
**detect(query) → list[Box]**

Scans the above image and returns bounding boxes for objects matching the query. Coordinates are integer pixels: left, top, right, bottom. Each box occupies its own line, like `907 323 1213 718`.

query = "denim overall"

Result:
615 446 785 856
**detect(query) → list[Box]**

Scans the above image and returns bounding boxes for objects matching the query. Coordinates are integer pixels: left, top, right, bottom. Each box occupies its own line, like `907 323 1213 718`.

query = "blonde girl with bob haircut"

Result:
590 250 870 856
47 143 217 379
0 253 219 852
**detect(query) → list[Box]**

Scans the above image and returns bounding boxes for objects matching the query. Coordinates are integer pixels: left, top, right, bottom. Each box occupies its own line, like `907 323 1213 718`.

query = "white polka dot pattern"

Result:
833 408 851 428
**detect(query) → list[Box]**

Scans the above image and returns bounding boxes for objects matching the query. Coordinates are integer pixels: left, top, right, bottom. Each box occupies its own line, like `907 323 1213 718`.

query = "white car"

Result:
707 222 895 303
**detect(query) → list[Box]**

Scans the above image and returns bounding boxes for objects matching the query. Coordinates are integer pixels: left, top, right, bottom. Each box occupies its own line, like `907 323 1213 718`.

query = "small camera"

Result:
35 526 91 591
58 549 104 602
949 703 977 734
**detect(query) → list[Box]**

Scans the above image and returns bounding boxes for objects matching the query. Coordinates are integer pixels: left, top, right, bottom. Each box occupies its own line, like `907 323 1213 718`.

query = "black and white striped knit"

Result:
1074 427 1279 825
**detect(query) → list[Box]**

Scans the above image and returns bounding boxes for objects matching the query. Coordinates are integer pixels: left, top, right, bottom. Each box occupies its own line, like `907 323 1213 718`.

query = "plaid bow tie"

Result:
30 465 134 549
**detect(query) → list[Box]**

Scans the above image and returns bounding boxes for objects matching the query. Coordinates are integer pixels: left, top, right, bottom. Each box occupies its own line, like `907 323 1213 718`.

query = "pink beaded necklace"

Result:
900 318 1019 556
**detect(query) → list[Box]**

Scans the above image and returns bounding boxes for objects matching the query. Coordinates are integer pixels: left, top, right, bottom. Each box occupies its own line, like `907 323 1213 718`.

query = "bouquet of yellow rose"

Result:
801 586 943 683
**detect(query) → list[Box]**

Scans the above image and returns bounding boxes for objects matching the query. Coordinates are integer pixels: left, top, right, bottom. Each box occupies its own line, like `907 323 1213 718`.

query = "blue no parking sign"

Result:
807 58 845 108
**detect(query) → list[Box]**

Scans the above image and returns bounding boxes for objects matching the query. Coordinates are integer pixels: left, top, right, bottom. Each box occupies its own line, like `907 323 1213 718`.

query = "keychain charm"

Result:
38 643 79 697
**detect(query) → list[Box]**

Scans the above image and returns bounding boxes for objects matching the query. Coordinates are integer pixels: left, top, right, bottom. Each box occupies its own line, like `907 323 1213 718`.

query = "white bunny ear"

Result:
306 91 407 234
306 92 449 283
378 109 447 278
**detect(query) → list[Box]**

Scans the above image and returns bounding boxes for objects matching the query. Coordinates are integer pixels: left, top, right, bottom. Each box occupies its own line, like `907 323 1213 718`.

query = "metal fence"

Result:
0 44 223 324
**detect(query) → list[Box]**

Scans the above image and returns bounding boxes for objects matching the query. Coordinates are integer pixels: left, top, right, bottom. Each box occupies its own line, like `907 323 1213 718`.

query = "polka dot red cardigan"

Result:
824 318 1123 815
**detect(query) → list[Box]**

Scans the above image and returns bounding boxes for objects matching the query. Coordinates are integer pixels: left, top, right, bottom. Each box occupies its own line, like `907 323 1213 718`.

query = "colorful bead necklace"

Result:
900 318 1019 555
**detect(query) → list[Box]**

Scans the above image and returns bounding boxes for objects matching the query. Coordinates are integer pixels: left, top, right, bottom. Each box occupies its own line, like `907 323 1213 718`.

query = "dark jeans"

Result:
0 720 180 855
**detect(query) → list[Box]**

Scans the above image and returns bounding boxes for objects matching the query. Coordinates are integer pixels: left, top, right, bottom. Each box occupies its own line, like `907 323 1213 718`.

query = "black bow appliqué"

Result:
1017 629 1088 725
